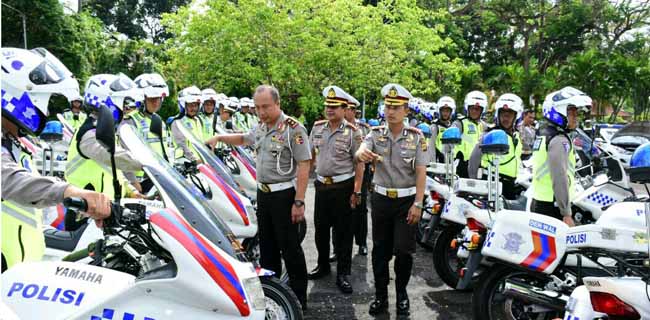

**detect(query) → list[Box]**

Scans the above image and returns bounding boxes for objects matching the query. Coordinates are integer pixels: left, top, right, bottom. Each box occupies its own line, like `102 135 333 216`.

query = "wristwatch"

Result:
354 192 362 197
294 200 305 207
414 202 424 209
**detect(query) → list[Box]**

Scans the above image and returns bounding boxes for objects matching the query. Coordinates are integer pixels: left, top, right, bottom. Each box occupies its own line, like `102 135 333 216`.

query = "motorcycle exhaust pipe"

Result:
502 279 568 312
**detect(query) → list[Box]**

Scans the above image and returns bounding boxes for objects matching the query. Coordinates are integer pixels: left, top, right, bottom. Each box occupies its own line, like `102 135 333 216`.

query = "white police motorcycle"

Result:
468 130 648 320
6 106 302 319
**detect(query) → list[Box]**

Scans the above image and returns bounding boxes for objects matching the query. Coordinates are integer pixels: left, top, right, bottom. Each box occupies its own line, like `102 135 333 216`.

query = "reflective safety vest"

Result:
531 135 576 202
174 116 205 159
434 121 451 153
199 113 215 138
65 121 127 198
63 111 87 132
130 111 172 171
2 147 44 269
456 118 484 159
480 130 522 178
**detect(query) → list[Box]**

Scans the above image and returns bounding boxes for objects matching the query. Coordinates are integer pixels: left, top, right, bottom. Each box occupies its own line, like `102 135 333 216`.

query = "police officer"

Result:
200 88 220 137
356 83 429 316
531 87 592 226
1 47 111 271
215 98 238 133
345 93 371 256
62 94 87 131
454 91 488 178
519 109 536 160
171 86 205 162
206 85 311 309
307 86 364 294
66 74 144 204
126 73 171 161
467 93 524 200
430 96 456 163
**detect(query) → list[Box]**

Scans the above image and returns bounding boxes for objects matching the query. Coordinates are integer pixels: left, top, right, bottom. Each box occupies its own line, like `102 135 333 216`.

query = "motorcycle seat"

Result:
44 223 89 252
504 196 527 211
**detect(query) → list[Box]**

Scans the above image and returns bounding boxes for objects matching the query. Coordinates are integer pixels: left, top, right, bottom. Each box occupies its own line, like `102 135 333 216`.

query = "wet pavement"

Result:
301 182 472 320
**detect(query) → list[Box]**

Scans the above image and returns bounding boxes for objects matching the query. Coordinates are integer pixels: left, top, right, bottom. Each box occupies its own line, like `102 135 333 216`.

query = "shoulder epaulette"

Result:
313 119 328 126
406 126 422 135
345 122 358 131
284 116 300 129
371 125 385 131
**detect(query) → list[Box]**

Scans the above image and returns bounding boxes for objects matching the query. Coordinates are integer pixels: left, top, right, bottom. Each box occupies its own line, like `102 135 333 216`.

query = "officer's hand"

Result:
291 204 305 224
133 181 143 193
563 216 575 227
65 187 112 228
407 205 421 225
358 149 379 163
206 135 221 150
350 193 359 209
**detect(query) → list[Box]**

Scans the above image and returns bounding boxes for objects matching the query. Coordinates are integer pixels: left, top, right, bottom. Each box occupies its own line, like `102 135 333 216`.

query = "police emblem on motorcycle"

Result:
502 232 523 254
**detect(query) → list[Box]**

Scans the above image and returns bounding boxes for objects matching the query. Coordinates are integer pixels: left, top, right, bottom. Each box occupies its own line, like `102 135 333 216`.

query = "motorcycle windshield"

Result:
119 124 245 261
214 126 256 168
175 123 240 191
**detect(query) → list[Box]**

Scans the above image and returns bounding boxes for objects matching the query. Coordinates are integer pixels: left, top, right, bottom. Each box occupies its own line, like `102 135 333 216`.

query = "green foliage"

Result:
161 0 476 126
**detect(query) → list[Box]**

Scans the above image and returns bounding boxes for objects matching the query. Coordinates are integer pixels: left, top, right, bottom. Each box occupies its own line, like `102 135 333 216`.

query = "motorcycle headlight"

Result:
242 276 265 310
246 205 257 224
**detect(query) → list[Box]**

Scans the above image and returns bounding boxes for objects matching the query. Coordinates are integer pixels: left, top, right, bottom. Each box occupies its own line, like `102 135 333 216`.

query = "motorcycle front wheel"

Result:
261 276 303 320
471 264 562 320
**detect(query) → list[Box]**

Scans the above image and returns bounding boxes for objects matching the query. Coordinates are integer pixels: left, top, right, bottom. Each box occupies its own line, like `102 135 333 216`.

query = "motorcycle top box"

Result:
481 210 569 274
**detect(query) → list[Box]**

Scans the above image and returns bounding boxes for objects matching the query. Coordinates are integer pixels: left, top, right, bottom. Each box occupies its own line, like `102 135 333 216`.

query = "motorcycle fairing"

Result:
149 208 250 316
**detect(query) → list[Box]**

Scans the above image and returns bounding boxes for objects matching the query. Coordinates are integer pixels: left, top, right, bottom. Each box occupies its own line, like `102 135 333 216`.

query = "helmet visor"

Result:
2 91 47 135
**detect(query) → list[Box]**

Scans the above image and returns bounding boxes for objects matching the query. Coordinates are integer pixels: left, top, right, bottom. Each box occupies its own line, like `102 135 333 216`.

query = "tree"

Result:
161 0 477 126
84 0 191 43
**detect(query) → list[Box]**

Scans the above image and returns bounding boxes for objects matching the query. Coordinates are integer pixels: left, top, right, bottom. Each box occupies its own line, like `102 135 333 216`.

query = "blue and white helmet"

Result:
494 93 524 127
629 142 650 183
377 102 385 119
463 90 488 116
408 98 422 114
84 73 142 122
1 47 79 136
436 96 456 118
178 86 202 115
542 87 592 129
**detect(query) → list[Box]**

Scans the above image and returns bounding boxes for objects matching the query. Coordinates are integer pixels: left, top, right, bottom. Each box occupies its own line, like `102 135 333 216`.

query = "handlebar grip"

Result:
63 197 88 212
62 247 89 262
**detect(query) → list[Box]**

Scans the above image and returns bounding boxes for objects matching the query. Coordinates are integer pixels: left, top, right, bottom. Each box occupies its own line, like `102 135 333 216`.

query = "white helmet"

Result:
436 96 456 118
240 97 254 108
542 86 592 129
228 96 240 111
68 94 83 104
84 73 142 122
201 88 219 104
178 86 202 114
1 47 79 135
463 90 488 116
494 93 524 127
134 73 169 99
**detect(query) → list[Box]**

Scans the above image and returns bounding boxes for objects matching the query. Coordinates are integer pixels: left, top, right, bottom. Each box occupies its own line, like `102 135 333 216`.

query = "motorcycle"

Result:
469 130 649 320
17 106 302 319
213 126 258 201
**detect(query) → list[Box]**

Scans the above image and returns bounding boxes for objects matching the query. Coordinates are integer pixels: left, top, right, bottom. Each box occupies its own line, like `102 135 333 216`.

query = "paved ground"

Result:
300 181 472 320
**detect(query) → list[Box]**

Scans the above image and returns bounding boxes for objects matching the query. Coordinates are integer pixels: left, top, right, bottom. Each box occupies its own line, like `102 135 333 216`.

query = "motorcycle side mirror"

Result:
150 113 164 138
96 105 116 154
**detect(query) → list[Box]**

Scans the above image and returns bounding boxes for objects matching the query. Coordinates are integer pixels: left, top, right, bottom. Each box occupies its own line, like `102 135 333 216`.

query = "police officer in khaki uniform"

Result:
307 86 364 294
356 84 429 316
345 93 371 256
206 85 311 309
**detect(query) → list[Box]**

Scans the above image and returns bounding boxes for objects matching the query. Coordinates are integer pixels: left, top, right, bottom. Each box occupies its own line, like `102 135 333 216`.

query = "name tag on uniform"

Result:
468 124 476 134
532 137 543 151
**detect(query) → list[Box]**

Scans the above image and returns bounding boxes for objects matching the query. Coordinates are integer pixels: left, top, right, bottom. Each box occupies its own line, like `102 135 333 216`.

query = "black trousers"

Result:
371 193 416 299
353 164 372 247
456 153 469 179
257 187 308 305
531 199 564 221
314 178 354 275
